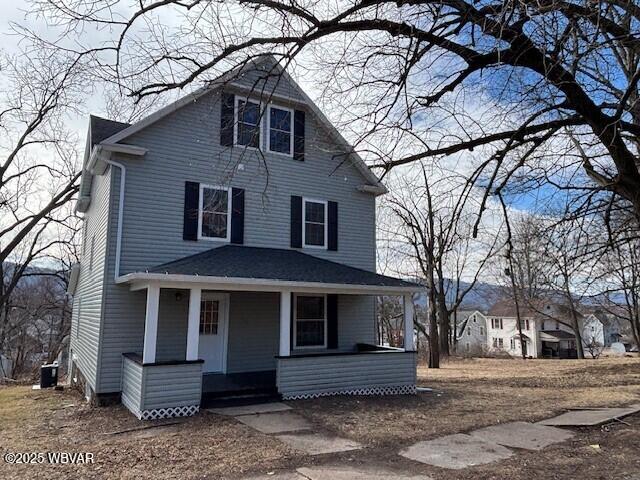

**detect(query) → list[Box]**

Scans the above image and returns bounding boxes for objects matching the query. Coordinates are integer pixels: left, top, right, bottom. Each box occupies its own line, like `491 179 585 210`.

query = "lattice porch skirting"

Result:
138 404 200 420
282 384 416 400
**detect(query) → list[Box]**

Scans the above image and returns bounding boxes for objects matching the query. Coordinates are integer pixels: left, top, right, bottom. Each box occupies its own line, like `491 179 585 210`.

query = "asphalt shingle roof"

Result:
146 245 420 288
90 115 130 147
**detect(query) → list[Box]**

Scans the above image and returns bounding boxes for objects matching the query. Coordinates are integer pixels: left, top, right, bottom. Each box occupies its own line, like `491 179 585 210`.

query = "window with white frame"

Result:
491 318 503 329
479 326 484 335
199 185 231 240
525 319 530 330
303 199 327 248
268 105 292 155
510 338 515 349
199 299 219 335
235 98 261 148
294 294 327 348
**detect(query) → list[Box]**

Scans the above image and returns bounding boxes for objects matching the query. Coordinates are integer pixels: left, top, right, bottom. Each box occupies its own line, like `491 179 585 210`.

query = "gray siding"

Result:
70 168 112 392
156 289 189 362
121 356 143 415
95 70 378 393
277 351 416 398
227 292 280 373
120 356 202 417
142 363 202 410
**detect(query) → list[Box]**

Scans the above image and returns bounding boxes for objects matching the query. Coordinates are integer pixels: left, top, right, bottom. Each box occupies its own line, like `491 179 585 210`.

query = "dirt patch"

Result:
1 357 639 479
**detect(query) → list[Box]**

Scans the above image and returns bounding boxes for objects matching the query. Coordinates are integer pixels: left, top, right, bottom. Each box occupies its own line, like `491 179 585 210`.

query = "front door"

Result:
198 293 228 373
522 340 528 357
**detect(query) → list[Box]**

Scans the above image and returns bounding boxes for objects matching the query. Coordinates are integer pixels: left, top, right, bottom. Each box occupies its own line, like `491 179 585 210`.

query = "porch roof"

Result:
540 330 575 343
116 245 422 294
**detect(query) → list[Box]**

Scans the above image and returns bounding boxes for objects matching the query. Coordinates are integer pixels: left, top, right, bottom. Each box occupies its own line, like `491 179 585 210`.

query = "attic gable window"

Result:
198 185 231 241
268 105 292 155
235 98 260 148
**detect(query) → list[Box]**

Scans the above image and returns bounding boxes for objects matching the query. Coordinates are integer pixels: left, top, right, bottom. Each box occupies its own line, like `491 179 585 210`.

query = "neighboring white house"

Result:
457 300 608 359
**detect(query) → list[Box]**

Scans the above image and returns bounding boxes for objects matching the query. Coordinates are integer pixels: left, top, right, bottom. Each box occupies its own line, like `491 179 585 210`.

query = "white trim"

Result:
267 104 294 157
186 288 202 361
117 272 421 295
302 197 328 250
143 285 160 363
197 184 232 242
293 293 328 350
199 291 230 373
403 294 415 351
279 290 292 357
233 96 262 151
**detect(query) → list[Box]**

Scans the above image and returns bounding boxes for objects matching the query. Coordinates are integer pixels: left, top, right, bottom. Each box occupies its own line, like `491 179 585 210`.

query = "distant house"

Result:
457 300 608 359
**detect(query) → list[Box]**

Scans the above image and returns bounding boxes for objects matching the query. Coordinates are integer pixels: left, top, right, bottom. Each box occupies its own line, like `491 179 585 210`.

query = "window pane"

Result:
238 100 259 125
270 130 291 154
203 188 228 213
305 223 324 246
270 107 291 131
296 320 324 347
305 202 325 223
199 300 219 335
202 212 227 238
297 296 324 319
237 123 260 148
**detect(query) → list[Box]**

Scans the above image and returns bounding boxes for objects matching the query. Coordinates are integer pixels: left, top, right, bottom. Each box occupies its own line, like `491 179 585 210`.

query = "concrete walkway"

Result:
228 402 639 478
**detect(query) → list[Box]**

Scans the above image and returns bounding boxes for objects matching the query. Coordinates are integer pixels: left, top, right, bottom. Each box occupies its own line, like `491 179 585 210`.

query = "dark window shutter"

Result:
230 188 245 244
327 294 338 349
183 181 200 241
220 92 235 146
328 201 338 251
290 195 303 248
293 110 305 161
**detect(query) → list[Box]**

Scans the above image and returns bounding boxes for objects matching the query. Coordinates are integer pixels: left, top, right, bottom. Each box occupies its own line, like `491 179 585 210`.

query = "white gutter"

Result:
105 159 126 281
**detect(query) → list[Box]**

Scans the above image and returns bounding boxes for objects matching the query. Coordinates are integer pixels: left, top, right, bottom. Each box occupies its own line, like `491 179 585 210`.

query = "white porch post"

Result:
404 293 415 351
186 288 202 361
279 290 292 357
143 285 160 363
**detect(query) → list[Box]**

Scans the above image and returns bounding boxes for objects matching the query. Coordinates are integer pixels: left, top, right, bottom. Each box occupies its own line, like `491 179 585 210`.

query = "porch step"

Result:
201 390 281 409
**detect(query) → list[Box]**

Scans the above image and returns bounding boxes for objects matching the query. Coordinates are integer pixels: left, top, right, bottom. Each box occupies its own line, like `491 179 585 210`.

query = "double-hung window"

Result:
268 105 293 155
235 98 261 148
294 294 327 348
303 198 327 248
199 185 231 241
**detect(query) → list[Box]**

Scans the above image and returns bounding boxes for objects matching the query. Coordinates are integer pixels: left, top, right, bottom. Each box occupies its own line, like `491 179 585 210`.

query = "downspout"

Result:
104 159 126 281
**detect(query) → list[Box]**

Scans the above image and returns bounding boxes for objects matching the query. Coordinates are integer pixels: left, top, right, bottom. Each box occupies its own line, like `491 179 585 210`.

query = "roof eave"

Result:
115 272 421 295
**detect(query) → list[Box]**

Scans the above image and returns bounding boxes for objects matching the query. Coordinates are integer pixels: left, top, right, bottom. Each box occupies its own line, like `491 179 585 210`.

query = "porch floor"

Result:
201 370 278 408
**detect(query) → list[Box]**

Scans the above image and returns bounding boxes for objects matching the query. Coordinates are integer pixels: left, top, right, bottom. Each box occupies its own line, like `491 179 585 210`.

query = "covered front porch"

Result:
118 246 421 419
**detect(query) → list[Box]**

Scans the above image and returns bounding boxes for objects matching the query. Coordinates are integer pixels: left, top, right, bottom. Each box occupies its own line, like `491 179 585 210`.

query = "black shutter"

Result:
230 188 245 244
293 110 305 161
327 294 338 349
291 195 303 248
183 181 200 241
220 92 235 146
328 201 338 251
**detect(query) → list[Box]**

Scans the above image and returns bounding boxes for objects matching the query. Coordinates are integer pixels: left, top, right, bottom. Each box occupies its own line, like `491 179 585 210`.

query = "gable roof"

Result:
97 55 386 193
143 245 419 289
90 115 130 147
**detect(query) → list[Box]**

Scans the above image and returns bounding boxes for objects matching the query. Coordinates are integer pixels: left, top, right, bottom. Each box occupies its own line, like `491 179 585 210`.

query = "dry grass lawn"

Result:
0 357 639 479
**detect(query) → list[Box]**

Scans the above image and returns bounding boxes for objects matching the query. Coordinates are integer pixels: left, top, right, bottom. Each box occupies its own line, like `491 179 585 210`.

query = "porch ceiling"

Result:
116 245 421 295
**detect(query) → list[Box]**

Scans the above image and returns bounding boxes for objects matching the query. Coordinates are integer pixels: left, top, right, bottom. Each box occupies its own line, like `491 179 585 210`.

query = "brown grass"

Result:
1 357 639 479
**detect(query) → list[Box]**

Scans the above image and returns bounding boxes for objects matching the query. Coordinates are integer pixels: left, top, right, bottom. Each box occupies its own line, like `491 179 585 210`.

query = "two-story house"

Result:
457 300 607 358
67 57 421 420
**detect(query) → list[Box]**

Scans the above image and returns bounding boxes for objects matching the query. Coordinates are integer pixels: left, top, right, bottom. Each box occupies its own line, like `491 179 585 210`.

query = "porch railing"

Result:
121 353 203 420
276 344 416 400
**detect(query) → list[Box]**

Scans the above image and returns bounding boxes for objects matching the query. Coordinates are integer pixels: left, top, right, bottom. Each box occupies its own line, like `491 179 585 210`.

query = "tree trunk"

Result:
437 291 450 356
428 285 440 368
563 279 585 359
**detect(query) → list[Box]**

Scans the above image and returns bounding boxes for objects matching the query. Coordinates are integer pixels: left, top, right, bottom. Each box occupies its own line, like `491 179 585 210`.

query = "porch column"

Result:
279 290 291 357
404 293 415 351
186 288 202 361
143 285 160 363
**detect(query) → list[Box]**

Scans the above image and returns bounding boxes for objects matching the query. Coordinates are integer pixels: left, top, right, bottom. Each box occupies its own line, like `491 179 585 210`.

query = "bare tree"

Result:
24 0 640 228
